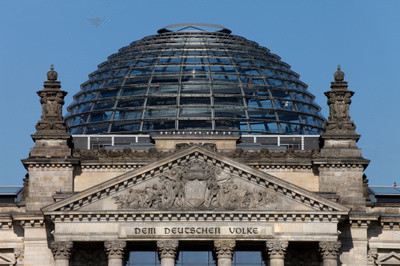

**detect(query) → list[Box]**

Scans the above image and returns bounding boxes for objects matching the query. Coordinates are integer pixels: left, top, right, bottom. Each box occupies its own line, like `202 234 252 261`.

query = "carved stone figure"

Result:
113 159 277 210
14 248 24 265
367 248 378 265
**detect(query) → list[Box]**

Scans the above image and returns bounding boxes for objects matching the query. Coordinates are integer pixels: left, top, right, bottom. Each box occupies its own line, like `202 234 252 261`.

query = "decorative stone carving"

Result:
176 142 217 151
74 146 319 161
51 241 73 260
224 148 320 160
104 241 126 259
157 240 179 259
367 248 378 265
319 241 341 259
14 248 24 264
33 65 69 137
323 66 357 135
73 147 169 160
266 240 288 259
214 240 235 259
113 159 277 210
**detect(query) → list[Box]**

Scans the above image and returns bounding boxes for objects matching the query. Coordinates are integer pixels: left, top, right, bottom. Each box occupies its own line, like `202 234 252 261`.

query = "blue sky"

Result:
1 0 399 186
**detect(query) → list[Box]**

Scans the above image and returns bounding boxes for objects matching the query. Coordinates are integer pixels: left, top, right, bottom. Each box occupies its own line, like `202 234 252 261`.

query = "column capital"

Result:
157 240 179 259
104 240 126 259
51 241 73 260
319 241 341 260
266 240 288 259
214 240 236 259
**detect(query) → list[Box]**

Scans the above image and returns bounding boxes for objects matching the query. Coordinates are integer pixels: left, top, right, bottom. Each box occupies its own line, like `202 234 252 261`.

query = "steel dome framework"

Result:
65 24 325 135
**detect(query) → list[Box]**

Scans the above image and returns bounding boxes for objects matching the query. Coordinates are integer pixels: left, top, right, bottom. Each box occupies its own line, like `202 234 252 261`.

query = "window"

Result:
176 251 216 265
232 251 265 265
126 251 160 266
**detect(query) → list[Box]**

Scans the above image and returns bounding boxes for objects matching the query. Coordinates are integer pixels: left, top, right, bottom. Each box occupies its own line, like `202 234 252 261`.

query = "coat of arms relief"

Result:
113 159 278 210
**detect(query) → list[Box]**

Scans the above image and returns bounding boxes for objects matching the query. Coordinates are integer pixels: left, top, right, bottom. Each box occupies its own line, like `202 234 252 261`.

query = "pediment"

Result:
377 251 400 264
43 146 349 214
0 254 13 263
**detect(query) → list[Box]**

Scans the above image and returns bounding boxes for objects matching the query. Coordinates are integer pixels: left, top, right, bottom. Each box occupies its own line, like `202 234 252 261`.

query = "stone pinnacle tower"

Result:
22 66 78 211
316 66 369 210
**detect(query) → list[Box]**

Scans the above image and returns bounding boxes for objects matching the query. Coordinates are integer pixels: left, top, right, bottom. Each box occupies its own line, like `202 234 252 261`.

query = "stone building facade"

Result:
1 29 400 266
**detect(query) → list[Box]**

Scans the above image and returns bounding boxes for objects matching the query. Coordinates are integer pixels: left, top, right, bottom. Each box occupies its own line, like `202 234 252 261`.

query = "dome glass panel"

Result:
66 24 326 135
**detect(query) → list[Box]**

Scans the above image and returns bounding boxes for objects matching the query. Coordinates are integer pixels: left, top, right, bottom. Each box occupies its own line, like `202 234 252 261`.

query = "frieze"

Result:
73 147 319 161
113 159 277 210
222 148 320 160
73 147 170 160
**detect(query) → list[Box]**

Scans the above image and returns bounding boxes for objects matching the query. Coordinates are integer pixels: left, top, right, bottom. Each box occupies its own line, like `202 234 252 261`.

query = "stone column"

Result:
51 241 73 266
157 240 179 266
266 240 288 266
214 240 235 266
319 241 341 266
104 241 126 266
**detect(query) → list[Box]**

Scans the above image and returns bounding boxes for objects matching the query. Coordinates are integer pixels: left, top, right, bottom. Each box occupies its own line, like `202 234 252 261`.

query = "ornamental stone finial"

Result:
157 240 179 259
30 66 72 156
47 64 58 81
322 65 358 137
266 240 289 259
214 240 236 259
334 65 345 81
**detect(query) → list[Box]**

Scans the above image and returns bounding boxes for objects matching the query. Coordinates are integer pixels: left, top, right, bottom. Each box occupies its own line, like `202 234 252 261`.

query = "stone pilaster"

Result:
315 66 369 211
319 241 341 266
22 65 79 211
266 240 288 266
214 240 235 266
367 248 378 265
51 241 73 266
104 241 126 266
157 240 179 266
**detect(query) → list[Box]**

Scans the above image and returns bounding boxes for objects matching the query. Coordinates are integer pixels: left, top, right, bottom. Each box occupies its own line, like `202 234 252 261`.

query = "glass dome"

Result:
65 24 325 135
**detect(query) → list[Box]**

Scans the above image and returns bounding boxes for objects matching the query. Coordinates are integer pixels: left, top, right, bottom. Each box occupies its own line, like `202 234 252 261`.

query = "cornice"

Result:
13 213 45 228
21 157 79 169
46 210 347 223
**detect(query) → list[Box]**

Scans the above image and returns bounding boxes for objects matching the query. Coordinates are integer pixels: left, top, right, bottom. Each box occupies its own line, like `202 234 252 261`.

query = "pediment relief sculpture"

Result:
113 159 279 210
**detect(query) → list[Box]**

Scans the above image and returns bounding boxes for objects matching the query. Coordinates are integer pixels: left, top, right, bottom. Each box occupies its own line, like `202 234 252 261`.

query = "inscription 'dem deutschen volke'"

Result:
131 226 259 235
